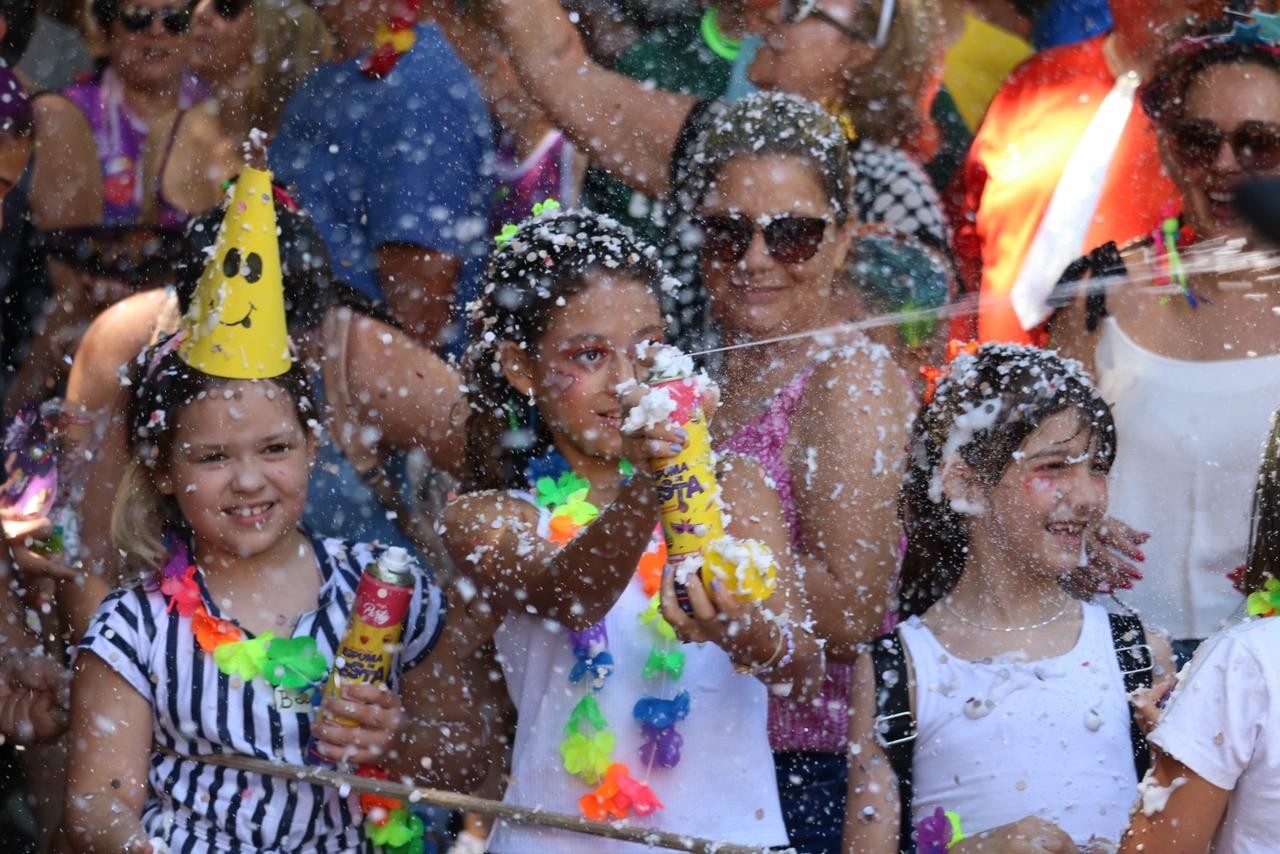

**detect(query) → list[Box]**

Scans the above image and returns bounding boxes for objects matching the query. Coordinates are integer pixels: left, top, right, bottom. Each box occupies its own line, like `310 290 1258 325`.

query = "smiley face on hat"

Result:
181 165 291 379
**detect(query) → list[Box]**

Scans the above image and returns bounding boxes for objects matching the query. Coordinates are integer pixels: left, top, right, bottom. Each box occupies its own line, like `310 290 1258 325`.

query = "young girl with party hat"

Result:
442 207 825 852
62 162 483 852
844 343 1175 854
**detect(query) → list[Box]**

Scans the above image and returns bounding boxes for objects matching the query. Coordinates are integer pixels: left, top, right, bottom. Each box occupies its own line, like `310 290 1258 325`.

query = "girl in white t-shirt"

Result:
844 344 1174 853
1119 410 1280 854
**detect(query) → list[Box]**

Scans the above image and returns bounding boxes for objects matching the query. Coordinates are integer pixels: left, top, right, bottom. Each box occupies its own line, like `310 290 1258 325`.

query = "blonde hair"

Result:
111 458 184 571
247 1 333 135
840 0 947 159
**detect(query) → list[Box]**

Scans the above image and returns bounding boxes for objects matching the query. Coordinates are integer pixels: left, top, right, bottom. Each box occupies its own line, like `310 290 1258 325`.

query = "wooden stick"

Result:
161 748 775 853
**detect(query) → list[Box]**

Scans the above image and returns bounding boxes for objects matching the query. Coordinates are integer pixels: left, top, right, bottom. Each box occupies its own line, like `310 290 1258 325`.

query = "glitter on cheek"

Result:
1022 474 1058 498
543 370 580 396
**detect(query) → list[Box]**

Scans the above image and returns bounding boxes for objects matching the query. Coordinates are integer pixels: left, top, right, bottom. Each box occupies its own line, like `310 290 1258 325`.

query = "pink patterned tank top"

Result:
722 357 853 755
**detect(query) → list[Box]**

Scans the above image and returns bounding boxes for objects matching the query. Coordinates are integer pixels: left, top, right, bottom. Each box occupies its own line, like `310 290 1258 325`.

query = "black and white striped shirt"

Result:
80 532 446 853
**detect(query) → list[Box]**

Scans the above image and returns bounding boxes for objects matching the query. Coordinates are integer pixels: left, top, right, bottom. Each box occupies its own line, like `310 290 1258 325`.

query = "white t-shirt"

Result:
1096 319 1280 639
899 603 1140 847
1149 617 1280 853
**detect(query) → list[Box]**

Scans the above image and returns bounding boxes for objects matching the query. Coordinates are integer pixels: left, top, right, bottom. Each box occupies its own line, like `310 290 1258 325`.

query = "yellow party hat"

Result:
179 165 290 379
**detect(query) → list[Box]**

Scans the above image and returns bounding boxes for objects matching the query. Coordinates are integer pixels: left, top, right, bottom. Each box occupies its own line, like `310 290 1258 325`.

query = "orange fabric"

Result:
637 540 668 597
951 36 1180 343
192 608 243 652
547 514 581 546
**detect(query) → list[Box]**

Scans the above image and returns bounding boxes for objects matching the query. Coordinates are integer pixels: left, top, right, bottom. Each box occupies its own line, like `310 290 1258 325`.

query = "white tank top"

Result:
1096 318 1280 639
899 603 1138 847
488 498 787 853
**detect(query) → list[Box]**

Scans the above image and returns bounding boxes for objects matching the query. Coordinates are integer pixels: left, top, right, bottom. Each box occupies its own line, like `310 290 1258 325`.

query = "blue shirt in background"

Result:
271 24 494 350
1033 0 1112 50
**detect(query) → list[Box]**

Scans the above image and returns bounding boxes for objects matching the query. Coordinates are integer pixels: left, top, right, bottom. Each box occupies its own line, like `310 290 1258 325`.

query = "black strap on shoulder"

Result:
1108 612 1154 781
870 631 917 853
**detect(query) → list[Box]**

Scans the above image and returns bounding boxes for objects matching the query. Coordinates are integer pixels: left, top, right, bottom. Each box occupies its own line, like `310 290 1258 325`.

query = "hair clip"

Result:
144 331 188 382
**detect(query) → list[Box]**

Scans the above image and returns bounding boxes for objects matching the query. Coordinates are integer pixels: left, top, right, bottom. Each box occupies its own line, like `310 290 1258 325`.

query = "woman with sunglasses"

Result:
675 91 915 853
1049 10 1280 664
188 0 328 139
143 0 332 217
64 0 202 227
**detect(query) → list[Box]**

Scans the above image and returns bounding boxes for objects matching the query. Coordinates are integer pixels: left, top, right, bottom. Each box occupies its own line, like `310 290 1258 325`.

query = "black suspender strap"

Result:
1107 612 1155 781
870 631 917 853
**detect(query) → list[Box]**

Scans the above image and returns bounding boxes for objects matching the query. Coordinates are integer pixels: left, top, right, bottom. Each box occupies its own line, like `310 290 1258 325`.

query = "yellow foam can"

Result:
649 378 723 597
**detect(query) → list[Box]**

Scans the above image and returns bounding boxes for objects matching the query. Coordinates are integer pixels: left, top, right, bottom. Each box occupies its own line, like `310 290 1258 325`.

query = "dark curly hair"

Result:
462 208 673 492
897 343 1117 618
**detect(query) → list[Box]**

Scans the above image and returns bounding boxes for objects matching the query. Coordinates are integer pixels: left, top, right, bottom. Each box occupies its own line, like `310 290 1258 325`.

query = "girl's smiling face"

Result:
502 272 665 463
160 379 313 560
955 408 1111 579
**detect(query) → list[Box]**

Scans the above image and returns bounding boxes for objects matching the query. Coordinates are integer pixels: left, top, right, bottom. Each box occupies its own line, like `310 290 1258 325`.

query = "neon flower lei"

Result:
1247 577 1280 618
915 807 965 853
154 538 423 853
529 454 674 821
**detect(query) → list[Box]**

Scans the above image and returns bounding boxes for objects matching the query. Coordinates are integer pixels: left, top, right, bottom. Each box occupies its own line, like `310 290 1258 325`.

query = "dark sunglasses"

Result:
780 0 894 49
213 0 251 20
1169 118 1280 172
692 212 830 265
119 4 193 34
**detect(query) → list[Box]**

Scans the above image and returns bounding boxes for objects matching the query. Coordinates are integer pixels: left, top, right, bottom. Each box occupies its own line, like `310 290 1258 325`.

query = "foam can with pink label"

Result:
307 546 415 764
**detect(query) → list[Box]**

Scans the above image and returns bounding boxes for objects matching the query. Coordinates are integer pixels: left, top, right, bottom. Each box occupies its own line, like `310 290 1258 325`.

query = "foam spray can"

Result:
647 359 723 613
307 546 415 764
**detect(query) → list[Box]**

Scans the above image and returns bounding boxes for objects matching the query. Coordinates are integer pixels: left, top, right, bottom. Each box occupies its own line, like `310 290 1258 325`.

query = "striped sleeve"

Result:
399 572 446 671
79 587 157 704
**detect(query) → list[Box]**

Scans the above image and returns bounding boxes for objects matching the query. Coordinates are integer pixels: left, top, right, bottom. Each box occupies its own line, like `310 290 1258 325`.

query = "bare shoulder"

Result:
346 311 409 360
32 93 94 135
794 341 913 439
343 309 465 410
